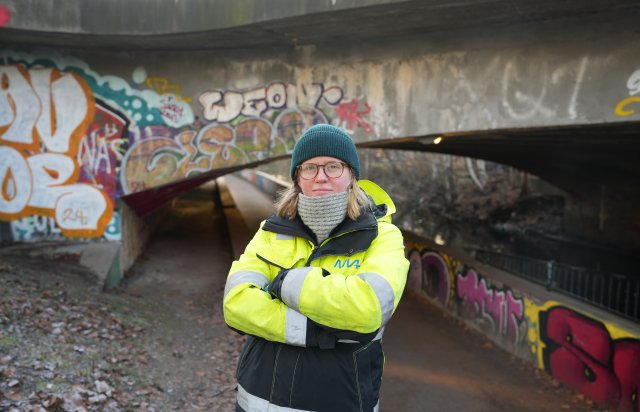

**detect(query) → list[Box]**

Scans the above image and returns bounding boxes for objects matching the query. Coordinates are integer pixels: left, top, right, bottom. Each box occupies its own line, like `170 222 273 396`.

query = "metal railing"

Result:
475 250 640 322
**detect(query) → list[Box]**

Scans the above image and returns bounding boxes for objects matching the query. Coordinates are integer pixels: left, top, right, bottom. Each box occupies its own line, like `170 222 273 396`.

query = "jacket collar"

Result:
262 202 386 262
262 200 382 248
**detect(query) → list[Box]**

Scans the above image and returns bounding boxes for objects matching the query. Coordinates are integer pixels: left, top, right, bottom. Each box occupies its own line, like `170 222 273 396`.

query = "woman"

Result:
223 124 409 412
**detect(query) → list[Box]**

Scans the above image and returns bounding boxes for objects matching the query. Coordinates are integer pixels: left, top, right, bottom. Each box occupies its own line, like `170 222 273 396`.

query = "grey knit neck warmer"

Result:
298 191 349 244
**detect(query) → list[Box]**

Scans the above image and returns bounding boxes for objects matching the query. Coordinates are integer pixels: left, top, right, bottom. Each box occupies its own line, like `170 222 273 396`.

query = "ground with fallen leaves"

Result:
1 187 245 412
0 247 243 411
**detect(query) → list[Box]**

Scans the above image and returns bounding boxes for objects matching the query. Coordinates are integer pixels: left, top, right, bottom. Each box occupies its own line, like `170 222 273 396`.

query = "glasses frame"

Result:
297 161 348 180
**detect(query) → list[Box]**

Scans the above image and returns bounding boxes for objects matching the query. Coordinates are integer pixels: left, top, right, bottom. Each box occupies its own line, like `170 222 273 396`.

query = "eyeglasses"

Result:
297 161 347 180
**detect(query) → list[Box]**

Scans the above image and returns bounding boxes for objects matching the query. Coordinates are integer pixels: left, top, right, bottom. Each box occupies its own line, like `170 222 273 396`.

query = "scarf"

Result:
298 191 349 244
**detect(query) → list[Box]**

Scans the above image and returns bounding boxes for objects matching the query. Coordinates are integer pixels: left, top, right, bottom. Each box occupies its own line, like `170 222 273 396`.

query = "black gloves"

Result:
266 268 289 300
266 267 331 300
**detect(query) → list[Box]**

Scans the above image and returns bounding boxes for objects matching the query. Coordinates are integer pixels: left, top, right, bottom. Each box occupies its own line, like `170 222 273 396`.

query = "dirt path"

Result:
117 184 243 411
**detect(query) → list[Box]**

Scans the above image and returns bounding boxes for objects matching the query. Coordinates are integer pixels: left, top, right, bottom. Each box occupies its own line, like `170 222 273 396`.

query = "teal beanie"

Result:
290 124 360 180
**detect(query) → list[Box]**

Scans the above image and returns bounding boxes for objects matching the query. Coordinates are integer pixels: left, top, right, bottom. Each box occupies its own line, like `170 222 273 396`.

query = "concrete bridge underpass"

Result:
1 2 640 410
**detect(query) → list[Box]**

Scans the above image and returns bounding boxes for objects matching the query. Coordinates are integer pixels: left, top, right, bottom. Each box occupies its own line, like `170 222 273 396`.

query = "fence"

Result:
475 250 640 322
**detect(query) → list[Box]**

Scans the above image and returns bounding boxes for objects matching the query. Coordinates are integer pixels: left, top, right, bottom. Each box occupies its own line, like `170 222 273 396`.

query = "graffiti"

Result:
502 57 588 120
141 75 194 126
102 211 121 241
456 269 524 345
145 76 192 102
198 82 344 123
333 98 373 134
120 106 332 193
406 249 423 291
0 5 12 27
9 211 120 242
159 95 186 125
0 64 113 238
77 101 129 203
405 240 639 411
405 247 452 307
10 215 62 241
615 69 640 117
539 306 640 412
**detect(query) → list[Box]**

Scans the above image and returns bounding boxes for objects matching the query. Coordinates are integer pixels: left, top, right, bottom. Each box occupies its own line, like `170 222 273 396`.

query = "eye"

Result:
301 164 317 172
326 162 342 172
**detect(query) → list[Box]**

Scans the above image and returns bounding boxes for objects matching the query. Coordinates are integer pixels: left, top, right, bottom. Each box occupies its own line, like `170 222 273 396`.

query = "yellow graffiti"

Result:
614 96 640 116
145 76 192 103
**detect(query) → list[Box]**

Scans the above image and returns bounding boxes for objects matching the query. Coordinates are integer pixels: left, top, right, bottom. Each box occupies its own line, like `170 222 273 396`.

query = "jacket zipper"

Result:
256 253 287 270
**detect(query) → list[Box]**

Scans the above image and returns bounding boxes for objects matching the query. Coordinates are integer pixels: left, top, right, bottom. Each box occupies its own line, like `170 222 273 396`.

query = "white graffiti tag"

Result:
199 82 344 122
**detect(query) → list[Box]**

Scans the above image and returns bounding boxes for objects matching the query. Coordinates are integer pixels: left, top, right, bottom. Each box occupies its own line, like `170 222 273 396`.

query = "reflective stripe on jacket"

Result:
223 180 409 412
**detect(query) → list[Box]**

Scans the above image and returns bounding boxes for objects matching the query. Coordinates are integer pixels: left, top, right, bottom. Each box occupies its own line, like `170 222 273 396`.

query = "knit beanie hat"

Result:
290 124 360 180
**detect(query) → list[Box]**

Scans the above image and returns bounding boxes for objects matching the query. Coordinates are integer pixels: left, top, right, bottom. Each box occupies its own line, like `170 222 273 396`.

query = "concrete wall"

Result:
1 15 638 245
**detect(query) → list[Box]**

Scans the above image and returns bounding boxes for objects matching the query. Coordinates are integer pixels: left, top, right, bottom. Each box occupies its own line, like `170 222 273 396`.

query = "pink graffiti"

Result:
334 98 373 134
456 269 524 344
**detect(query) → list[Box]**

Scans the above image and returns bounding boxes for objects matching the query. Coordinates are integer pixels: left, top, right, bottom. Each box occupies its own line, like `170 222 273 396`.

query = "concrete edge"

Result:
216 176 253 260
0 240 124 290
78 241 123 290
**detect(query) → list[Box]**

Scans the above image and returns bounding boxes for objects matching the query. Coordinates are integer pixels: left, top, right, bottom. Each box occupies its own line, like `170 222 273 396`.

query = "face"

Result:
297 156 353 197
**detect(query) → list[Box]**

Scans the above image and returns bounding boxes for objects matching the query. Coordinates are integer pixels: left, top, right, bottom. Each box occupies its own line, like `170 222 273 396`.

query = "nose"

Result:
314 167 329 181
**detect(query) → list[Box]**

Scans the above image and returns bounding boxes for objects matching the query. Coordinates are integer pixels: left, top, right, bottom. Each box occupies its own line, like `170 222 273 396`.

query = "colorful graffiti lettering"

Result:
10 215 62 241
406 238 639 411
2 57 194 129
539 306 640 412
9 211 120 242
456 269 525 345
77 101 129 203
120 106 330 193
0 64 113 238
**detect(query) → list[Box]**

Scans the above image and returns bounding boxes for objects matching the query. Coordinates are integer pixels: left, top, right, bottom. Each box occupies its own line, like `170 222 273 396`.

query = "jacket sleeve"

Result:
279 222 409 334
222 226 313 347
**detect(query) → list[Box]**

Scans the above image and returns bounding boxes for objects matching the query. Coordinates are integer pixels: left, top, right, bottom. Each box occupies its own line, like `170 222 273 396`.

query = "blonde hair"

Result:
276 177 370 220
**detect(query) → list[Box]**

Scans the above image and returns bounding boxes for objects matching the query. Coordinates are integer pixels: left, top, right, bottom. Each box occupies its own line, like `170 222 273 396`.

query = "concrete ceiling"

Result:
1 0 639 50
356 121 640 198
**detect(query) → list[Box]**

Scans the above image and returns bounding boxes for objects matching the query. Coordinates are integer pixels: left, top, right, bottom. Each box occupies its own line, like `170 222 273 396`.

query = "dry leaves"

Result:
0 274 244 411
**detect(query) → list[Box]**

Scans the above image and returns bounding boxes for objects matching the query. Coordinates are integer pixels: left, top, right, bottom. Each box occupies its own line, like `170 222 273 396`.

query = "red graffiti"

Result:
160 95 185 124
614 340 640 412
540 307 639 411
334 98 373 134
0 5 11 27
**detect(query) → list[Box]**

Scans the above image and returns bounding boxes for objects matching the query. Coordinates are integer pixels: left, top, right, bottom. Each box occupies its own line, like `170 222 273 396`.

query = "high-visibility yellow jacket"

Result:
223 180 409 412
